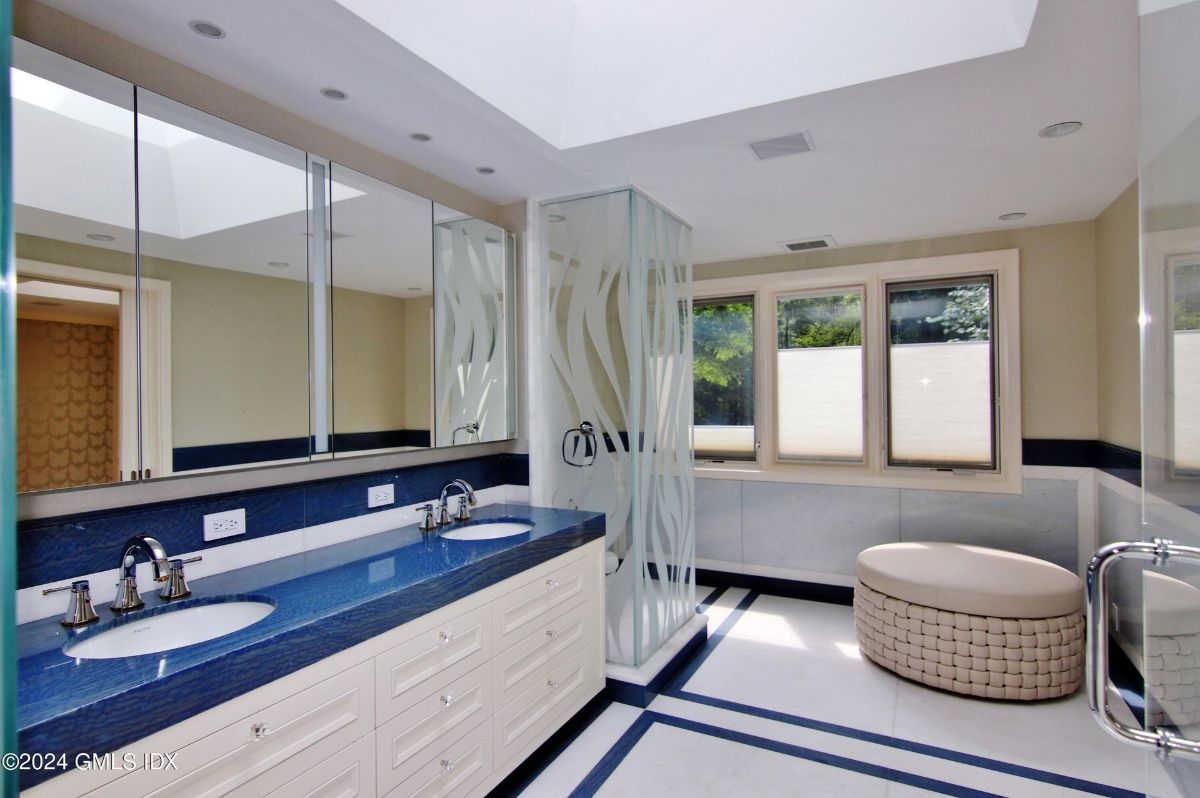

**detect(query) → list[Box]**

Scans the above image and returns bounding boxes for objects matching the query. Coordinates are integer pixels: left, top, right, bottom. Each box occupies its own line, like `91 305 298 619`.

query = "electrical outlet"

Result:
203 508 246 541
368 484 395 509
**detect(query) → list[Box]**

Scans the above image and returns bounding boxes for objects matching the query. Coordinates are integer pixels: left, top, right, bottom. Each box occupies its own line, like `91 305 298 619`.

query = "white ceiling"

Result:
37 0 1140 264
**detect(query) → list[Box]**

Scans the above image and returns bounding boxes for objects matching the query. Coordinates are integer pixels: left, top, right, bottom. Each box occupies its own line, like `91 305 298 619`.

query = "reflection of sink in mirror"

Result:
441 522 534 541
63 598 275 660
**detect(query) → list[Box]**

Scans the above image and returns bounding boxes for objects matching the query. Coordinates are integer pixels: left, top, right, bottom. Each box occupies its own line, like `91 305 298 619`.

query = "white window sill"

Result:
694 461 1024 494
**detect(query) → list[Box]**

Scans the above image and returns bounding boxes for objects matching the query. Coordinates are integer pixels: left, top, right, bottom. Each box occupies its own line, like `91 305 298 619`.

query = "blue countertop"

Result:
17 504 604 789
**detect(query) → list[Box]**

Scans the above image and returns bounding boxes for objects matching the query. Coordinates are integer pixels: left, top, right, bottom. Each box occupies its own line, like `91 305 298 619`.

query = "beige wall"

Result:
1095 181 1141 451
403 297 434 431
697 222 1101 440
18 234 432 448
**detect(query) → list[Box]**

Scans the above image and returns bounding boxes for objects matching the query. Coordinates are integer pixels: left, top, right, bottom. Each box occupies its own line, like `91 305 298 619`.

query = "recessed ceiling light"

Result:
320 87 349 101
86 233 115 242
1038 121 1083 139
547 214 566 223
406 286 422 292
409 133 432 142
475 166 495 175
267 261 290 269
999 212 1027 221
188 20 226 39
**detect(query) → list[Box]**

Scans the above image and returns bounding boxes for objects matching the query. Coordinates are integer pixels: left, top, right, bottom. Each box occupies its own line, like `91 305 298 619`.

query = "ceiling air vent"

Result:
780 235 836 252
748 130 814 160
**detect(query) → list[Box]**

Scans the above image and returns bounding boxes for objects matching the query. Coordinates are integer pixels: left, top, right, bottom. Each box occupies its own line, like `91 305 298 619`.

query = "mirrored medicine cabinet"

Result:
11 39 516 494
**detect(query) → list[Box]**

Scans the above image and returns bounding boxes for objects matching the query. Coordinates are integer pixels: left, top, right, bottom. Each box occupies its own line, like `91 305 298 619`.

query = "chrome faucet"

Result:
437 479 477 525
112 535 172 614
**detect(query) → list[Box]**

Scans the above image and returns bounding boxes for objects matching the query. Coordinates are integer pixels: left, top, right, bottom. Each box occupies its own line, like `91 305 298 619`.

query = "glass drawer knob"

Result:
441 758 454 773
545 579 560 589
546 629 559 640
251 722 271 740
439 629 454 645
547 678 560 689
441 694 454 708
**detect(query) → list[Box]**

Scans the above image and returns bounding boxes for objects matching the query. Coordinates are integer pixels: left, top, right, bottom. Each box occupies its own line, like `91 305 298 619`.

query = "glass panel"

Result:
329 163 433 456
776 289 863 462
536 189 694 667
693 295 755 461
136 88 311 476
432 204 513 446
11 40 136 491
1 9 18 791
887 277 995 469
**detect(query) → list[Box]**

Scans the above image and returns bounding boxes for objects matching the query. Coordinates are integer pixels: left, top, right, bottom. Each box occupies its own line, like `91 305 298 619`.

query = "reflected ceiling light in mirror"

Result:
188 20 226 39
406 287 422 292
86 233 115 241
1038 121 1083 138
475 166 495 175
409 133 432 142
547 214 566 223
267 261 290 269
998 212 1026 221
320 87 349 101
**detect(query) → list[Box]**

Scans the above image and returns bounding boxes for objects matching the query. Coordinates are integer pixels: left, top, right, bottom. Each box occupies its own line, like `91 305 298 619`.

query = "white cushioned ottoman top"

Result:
856 542 1083 618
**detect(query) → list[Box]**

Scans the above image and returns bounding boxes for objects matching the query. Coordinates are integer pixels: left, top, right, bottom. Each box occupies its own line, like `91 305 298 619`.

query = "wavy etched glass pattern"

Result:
539 189 694 666
433 212 510 446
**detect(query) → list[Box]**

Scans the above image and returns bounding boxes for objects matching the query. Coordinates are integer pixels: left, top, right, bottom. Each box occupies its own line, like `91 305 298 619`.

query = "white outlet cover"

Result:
203 508 247 542
368 483 395 509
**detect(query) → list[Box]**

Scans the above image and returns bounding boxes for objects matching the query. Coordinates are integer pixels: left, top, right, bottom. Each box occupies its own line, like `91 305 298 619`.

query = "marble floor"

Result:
513 586 1184 798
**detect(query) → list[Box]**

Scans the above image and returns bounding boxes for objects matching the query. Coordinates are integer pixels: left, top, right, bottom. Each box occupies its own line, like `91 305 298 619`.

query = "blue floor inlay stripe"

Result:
696 584 727 612
566 710 1005 798
666 690 1142 798
655 586 1141 798
666 589 759 692
568 712 656 798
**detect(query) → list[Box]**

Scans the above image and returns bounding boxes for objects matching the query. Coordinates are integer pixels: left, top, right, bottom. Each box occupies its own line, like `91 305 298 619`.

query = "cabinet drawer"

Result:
376 663 491 796
254 733 376 798
384 722 491 798
493 647 594 768
89 661 374 798
493 601 589 711
376 604 491 725
492 556 589 653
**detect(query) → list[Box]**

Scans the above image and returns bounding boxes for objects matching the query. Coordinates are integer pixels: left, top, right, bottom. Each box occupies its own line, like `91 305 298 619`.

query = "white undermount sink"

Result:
441 521 534 541
64 599 275 660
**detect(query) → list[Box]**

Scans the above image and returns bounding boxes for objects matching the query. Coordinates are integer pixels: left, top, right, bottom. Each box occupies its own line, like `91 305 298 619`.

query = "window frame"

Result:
691 291 760 464
773 285 868 464
693 249 1022 494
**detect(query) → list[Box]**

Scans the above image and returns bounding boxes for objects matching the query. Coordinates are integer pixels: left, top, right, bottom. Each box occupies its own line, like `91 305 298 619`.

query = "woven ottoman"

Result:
854 543 1084 700
1144 571 1200 727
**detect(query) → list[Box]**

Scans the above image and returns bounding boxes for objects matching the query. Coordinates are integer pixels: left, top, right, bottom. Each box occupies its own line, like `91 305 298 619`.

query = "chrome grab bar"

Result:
1087 538 1200 757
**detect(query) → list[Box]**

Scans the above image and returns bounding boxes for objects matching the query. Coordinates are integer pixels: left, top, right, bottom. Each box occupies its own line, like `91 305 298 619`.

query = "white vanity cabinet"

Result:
25 539 605 798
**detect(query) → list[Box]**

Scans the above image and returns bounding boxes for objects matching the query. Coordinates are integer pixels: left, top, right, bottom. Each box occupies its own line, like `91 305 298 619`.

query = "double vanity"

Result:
18 504 605 797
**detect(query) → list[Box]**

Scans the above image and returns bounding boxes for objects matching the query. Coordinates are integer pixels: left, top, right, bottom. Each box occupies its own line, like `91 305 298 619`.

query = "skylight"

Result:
333 0 1039 149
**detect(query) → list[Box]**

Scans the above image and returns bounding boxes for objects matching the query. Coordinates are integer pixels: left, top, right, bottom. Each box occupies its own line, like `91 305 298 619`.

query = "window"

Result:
693 295 756 460
692 250 1020 492
886 277 996 469
776 289 864 461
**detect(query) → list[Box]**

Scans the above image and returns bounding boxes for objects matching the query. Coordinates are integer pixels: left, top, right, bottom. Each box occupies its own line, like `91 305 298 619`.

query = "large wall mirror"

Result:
12 40 517 494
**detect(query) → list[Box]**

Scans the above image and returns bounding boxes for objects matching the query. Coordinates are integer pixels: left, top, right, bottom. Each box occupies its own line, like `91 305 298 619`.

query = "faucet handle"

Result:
159 556 201 602
417 504 438 532
454 495 472 522
43 580 100 628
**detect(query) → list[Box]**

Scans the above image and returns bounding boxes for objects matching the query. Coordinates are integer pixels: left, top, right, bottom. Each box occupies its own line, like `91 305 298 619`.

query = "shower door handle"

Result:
1087 538 1200 756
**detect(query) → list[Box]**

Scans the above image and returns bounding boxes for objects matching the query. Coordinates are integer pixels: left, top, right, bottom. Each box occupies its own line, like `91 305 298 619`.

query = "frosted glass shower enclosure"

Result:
534 188 695 667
